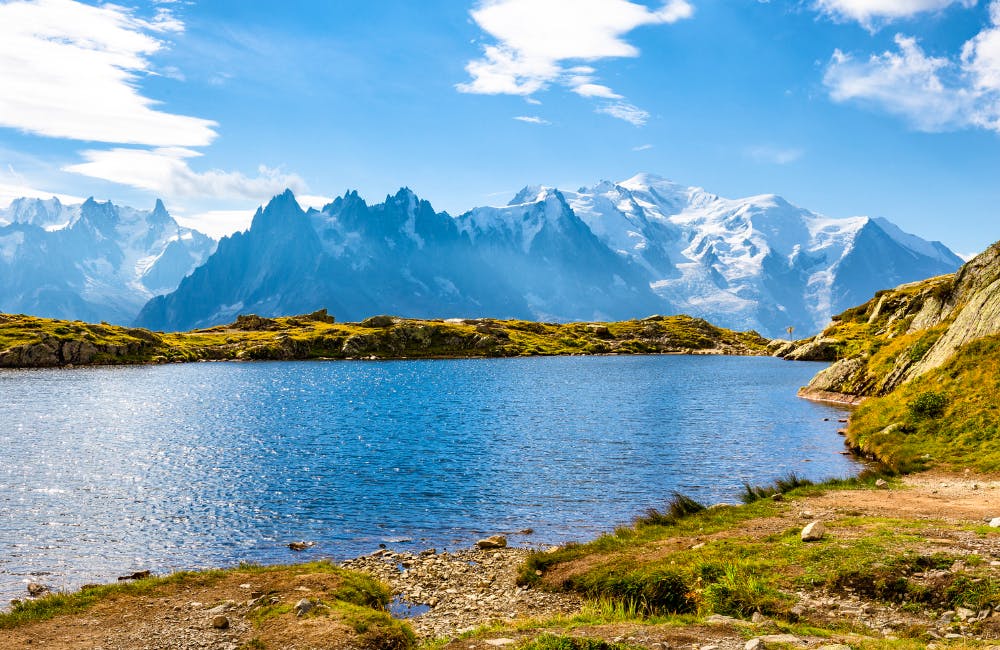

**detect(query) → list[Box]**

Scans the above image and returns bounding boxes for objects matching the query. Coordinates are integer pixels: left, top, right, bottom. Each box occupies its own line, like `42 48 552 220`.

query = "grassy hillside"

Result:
0 310 771 368
846 334 1000 473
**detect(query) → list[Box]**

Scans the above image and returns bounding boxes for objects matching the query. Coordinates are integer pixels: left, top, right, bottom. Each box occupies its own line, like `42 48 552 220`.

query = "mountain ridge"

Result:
136 175 963 335
0 196 215 324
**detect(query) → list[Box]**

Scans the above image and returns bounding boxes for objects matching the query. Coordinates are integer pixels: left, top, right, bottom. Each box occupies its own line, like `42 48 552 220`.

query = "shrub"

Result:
908 391 948 419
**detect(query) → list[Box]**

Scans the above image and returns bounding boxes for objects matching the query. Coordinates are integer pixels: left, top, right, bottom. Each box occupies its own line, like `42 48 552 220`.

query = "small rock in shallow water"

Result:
476 535 507 549
26 583 48 597
288 541 315 551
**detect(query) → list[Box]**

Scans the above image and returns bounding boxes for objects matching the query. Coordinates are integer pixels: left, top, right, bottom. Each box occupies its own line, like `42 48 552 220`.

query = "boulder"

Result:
476 535 507 550
801 520 826 542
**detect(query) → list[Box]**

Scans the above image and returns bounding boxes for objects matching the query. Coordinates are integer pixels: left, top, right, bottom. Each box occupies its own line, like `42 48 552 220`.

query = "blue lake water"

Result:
0 355 857 602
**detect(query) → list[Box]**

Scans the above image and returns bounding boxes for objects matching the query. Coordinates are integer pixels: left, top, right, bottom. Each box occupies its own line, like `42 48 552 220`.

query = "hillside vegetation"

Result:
784 241 1000 402
0 310 770 368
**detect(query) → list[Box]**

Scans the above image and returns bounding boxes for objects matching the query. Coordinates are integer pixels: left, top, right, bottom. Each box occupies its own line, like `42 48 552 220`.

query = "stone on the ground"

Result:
801 520 826 542
817 646 853 650
705 614 742 625
760 634 805 645
988 517 1000 527
294 598 315 616
476 535 507 549
875 478 888 488
745 639 764 650
484 639 516 646
211 615 229 629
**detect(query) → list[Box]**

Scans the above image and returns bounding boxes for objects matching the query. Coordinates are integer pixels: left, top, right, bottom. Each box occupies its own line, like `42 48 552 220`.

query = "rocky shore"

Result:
341 544 582 638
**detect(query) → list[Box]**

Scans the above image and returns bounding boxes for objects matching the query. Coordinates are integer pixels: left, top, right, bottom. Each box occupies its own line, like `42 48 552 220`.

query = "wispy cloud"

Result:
458 0 693 125
813 0 976 29
0 0 215 146
0 0 320 214
745 145 804 165
596 102 650 126
513 115 551 125
632 143 654 151
823 2 1000 134
64 147 307 201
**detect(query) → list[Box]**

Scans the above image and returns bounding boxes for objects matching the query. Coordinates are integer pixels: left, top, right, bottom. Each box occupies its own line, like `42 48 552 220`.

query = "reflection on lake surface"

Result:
0 355 857 601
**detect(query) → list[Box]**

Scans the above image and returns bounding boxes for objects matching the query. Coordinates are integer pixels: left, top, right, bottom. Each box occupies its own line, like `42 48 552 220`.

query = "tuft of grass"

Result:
740 472 814 504
332 570 392 610
701 562 790 618
634 492 706 527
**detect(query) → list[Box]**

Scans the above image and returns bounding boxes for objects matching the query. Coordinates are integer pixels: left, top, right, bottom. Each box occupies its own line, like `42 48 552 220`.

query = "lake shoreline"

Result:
4 470 998 648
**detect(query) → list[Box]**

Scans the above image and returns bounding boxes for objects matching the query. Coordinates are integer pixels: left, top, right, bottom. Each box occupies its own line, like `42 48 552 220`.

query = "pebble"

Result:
211 615 229 629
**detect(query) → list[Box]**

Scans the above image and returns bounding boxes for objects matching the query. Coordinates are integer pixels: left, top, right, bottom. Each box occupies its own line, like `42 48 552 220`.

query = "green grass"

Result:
518 478 1000 626
634 493 706 527
518 633 647 650
847 334 1000 472
739 472 814 504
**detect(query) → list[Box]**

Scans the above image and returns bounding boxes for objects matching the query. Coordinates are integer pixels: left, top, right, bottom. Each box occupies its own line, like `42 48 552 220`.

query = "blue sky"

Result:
0 0 998 255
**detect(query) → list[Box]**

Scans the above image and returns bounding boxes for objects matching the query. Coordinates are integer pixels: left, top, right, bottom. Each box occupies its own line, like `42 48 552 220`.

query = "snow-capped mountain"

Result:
563 173 964 335
135 176 963 336
0 197 215 324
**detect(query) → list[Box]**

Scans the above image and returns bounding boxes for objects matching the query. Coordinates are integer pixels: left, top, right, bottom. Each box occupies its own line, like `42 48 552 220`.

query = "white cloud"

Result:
814 0 976 27
513 115 551 124
824 14 1000 133
0 0 216 146
64 147 308 201
632 143 655 151
458 0 693 125
596 102 650 126
572 83 623 99
745 145 805 164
